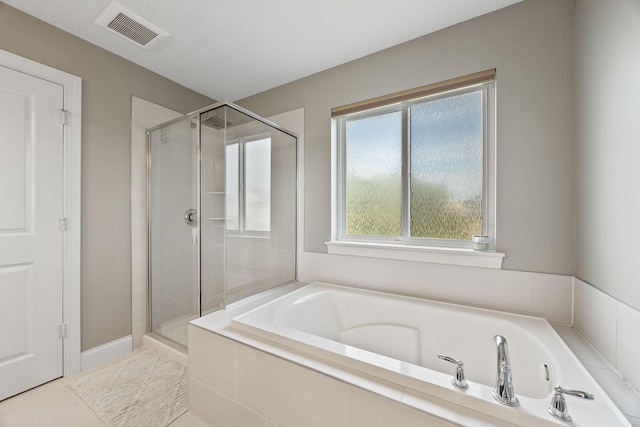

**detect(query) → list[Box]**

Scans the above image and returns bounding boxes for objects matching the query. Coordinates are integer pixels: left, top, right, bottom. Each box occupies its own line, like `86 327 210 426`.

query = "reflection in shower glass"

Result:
223 138 271 233
225 144 239 230
245 138 271 232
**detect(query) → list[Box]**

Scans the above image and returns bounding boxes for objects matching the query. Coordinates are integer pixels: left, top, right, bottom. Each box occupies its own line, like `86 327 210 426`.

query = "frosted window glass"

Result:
409 91 483 239
245 138 271 232
225 143 239 230
345 111 402 236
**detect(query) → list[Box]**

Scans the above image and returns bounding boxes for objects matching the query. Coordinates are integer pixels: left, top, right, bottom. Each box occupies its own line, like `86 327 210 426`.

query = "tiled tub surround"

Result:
572 278 640 425
189 283 636 427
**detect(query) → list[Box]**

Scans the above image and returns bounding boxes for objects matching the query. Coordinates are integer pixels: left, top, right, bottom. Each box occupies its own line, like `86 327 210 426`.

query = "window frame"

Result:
330 76 500 266
225 133 272 237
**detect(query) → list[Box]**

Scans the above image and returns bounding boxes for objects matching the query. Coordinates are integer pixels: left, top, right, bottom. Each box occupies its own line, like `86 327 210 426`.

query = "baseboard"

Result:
81 335 133 371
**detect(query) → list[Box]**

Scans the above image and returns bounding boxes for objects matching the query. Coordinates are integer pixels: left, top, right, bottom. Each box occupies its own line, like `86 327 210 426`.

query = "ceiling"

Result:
3 0 521 101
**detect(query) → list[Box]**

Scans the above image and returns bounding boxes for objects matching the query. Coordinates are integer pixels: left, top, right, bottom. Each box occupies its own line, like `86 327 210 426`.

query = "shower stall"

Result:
146 102 297 347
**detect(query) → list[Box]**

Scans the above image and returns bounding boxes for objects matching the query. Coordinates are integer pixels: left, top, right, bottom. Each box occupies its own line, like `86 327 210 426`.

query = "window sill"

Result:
325 240 505 269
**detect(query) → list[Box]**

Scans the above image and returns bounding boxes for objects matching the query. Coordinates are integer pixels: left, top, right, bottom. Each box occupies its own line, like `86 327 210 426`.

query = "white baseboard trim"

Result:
81 335 133 371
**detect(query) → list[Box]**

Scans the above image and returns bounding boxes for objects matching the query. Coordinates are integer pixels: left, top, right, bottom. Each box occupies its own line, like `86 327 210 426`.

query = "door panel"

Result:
0 87 30 231
0 264 33 360
0 64 64 400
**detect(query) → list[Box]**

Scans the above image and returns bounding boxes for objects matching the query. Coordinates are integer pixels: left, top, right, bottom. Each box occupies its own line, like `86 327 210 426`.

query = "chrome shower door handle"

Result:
184 209 198 226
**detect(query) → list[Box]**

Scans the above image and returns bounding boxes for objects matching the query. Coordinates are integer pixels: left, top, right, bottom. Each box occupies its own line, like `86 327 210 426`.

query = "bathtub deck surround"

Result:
189 282 632 427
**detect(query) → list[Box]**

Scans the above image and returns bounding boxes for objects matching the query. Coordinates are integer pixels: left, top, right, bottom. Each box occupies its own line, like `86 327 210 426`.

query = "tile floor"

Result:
0 348 210 427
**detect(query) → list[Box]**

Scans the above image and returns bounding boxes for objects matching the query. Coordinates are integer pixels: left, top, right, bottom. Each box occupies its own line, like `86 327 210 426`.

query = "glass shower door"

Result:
148 116 198 347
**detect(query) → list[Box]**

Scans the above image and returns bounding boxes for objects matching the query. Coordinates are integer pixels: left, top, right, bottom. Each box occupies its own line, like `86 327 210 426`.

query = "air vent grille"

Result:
107 13 158 46
95 1 168 48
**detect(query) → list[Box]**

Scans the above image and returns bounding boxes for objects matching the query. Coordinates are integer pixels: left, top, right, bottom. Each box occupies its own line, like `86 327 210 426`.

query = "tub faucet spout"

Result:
492 335 519 406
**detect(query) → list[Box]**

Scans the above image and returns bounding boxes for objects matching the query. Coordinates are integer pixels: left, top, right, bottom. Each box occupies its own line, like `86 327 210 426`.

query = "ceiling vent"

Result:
95 1 168 48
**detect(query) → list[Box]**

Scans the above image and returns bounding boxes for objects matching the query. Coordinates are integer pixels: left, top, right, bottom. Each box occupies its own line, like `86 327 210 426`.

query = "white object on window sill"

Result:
325 240 505 269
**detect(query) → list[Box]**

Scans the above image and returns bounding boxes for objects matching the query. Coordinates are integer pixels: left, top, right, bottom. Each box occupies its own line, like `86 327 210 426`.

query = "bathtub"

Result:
230 282 630 426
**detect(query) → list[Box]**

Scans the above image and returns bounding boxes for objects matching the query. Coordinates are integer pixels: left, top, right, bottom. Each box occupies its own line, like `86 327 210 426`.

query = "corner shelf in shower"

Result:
207 218 226 221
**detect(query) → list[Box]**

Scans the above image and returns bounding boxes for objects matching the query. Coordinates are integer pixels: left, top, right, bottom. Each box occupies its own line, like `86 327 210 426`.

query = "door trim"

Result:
0 49 82 375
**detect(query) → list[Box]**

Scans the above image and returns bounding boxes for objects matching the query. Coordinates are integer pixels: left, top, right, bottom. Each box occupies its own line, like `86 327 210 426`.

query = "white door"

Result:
0 64 65 400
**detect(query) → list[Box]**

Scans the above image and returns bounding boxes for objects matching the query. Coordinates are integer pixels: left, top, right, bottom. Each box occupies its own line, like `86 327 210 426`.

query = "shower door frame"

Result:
146 101 298 342
145 113 200 345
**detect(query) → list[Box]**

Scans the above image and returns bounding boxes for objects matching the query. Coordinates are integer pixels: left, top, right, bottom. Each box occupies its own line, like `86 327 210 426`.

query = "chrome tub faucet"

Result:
492 335 519 406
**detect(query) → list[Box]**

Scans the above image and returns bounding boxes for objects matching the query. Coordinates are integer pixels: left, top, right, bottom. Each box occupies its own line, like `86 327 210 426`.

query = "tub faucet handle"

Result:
437 354 468 390
548 385 594 422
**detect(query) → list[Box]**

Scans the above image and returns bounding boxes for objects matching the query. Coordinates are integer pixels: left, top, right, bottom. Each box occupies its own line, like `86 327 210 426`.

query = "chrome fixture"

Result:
548 385 594 422
437 354 468 390
184 208 198 227
492 335 519 406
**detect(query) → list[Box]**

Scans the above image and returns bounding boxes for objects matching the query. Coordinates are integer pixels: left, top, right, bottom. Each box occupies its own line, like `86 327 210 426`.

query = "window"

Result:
226 136 271 235
330 70 501 266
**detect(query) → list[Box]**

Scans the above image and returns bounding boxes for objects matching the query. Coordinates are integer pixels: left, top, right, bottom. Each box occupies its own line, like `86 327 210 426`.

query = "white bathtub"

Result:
231 282 630 426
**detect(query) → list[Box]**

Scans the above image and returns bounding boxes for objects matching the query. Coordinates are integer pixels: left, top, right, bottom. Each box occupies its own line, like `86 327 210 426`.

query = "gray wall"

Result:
575 0 640 311
8 0 632 348
239 0 575 274
0 3 213 350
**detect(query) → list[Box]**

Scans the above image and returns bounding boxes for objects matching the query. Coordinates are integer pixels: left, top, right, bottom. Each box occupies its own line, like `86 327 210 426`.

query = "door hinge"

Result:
59 109 68 125
58 217 68 231
58 324 67 339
